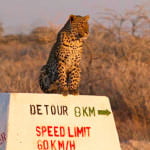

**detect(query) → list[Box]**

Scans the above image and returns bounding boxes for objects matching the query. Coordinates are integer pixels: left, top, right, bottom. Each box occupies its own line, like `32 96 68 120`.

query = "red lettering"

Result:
76 127 84 137
35 126 91 138
0 132 6 146
86 127 91 137
37 140 76 150
36 126 41 136
0 138 2 145
1 132 6 141
41 126 47 136
43 140 49 149
60 126 65 137
37 140 42 150
69 140 76 150
68 127 74 137
58 140 64 150
47 126 53 136
51 140 56 150
54 126 59 137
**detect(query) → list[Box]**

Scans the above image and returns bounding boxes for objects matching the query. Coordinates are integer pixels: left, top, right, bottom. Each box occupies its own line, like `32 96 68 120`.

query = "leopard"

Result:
39 14 89 96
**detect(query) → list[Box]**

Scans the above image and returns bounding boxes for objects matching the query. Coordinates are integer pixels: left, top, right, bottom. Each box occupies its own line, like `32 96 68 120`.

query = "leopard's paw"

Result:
69 89 79 96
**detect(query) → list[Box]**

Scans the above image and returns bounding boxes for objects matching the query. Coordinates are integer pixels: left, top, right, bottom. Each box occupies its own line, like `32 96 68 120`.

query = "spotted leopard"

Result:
39 15 89 96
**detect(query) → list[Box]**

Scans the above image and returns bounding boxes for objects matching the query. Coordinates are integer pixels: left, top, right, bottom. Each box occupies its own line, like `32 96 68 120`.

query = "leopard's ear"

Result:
69 14 76 23
84 15 90 21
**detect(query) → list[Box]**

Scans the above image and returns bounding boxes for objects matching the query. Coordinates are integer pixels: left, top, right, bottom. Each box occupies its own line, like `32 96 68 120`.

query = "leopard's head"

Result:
69 15 90 40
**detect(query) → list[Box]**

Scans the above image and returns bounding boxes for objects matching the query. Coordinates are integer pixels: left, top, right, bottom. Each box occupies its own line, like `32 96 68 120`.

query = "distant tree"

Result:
98 8 128 41
3 34 18 43
0 23 4 35
97 5 150 38
16 33 29 43
125 5 149 36
30 26 57 44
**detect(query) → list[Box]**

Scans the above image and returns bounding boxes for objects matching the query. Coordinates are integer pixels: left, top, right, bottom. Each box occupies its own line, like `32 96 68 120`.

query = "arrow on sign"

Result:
97 109 111 116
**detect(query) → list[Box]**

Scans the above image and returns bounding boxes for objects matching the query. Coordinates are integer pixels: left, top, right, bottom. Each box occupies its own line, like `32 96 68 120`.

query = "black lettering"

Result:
57 105 63 115
63 106 68 116
51 105 56 115
30 105 36 115
37 105 42 115
44 105 49 115
89 107 96 116
74 107 81 117
83 107 88 116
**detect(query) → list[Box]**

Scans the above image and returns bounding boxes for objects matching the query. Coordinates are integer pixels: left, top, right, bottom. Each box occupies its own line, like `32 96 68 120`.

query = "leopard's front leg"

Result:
57 61 68 96
68 66 80 95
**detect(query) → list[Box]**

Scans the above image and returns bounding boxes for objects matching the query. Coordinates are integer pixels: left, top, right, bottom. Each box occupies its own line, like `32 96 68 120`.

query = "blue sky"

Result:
0 0 149 33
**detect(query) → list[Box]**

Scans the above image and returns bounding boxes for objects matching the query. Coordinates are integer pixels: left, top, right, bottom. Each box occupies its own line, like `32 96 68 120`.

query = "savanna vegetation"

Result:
0 5 150 149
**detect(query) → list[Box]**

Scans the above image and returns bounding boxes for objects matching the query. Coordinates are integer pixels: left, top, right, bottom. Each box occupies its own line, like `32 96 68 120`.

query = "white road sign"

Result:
0 93 121 150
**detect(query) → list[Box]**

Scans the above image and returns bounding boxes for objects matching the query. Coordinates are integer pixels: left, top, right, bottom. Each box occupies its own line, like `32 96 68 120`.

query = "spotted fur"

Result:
39 15 89 96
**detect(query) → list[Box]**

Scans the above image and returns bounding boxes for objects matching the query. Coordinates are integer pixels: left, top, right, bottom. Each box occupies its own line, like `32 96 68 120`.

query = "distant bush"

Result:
30 26 57 44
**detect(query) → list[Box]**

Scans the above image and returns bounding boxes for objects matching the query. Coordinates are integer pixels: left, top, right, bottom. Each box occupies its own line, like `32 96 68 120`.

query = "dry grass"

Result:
81 29 150 141
121 140 150 150
0 7 150 143
0 42 51 93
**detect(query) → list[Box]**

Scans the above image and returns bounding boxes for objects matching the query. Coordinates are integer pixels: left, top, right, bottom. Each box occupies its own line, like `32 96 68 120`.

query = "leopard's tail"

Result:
39 65 58 93
39 65 51 93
